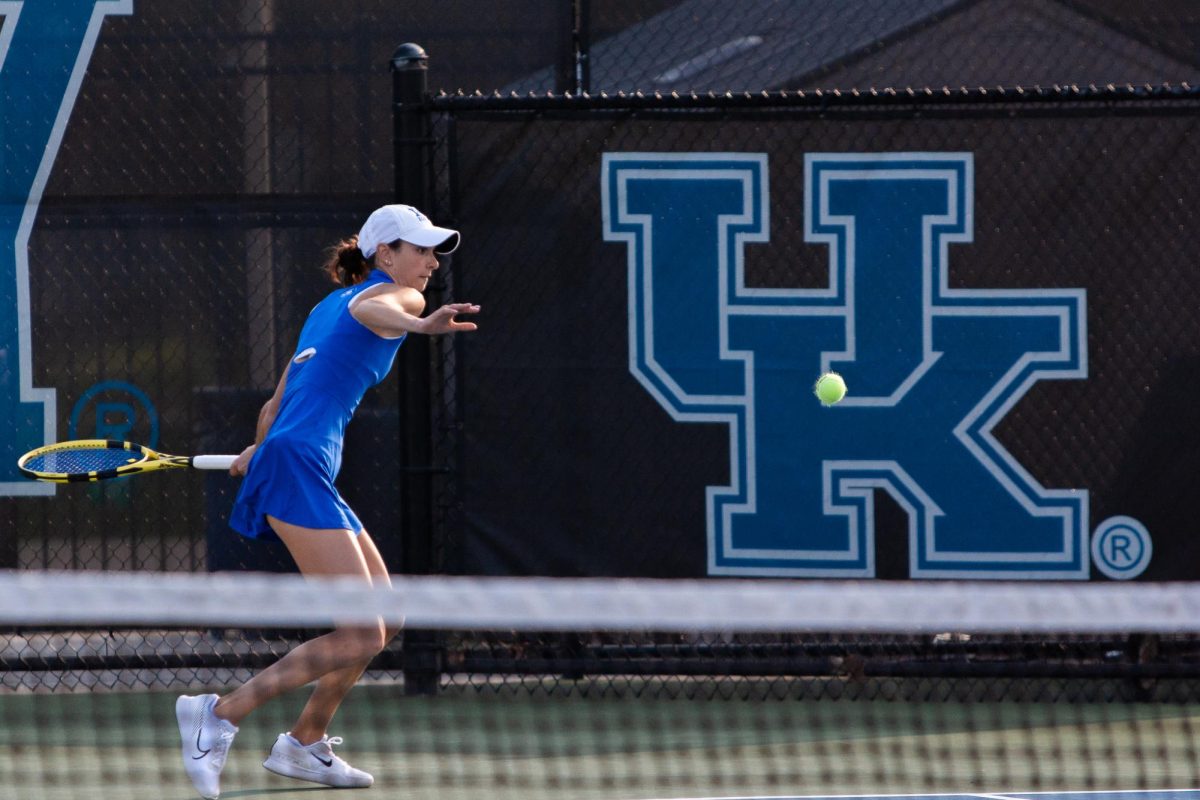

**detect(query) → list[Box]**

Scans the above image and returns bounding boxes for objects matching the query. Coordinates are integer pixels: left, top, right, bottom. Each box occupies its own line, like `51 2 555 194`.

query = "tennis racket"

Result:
17 439 238 483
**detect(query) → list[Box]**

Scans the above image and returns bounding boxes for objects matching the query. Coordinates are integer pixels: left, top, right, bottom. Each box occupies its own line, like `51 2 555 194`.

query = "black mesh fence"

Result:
9 1 400 574
395 83 1200 692
6 0 1200 692
8 0 1200 576
427 89 1200 581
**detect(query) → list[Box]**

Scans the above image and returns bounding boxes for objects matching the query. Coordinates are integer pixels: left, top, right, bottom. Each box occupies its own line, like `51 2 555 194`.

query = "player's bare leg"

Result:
212 520 387 726
289 530 400 745
177 520 383 798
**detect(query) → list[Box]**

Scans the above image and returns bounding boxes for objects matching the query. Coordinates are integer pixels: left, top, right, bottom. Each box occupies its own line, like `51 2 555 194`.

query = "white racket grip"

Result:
192 455 238 471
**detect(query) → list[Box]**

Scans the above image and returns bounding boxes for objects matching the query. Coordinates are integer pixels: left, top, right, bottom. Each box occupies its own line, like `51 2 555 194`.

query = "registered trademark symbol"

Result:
1091 516 1151 580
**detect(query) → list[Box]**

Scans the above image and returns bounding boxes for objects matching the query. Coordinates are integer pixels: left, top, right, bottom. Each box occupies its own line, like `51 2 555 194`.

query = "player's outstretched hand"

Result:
423 303 480 334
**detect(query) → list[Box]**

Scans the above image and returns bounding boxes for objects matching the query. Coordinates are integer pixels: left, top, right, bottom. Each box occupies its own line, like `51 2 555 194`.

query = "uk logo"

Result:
601 152 1146 579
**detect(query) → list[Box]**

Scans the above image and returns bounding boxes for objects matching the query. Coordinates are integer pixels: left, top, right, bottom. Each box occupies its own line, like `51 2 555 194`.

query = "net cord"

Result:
4 570 1200 633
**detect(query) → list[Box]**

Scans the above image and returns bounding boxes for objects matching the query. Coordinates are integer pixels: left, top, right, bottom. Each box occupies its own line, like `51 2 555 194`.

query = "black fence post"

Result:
578 0 591 93
391 42 442 696
555 0 590 94
0 500 16 568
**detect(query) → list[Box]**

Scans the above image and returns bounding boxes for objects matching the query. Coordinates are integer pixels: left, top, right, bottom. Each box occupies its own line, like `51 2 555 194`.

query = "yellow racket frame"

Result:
17 439 236 483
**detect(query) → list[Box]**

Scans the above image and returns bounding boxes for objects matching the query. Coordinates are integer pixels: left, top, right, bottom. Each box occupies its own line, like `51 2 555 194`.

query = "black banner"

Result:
433 99 1200 581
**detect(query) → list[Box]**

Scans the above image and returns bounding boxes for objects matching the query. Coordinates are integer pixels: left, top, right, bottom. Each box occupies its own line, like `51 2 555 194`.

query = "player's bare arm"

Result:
231 362 290 476
351 285 479 337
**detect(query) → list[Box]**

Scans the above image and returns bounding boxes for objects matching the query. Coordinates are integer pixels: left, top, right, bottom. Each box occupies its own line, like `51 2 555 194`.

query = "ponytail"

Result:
323 235 371 287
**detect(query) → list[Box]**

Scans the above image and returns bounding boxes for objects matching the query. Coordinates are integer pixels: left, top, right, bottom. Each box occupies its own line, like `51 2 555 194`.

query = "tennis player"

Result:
175 205 478 799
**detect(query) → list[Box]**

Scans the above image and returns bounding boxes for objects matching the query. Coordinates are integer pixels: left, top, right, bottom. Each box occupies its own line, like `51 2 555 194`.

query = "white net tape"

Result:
5 570 1200 633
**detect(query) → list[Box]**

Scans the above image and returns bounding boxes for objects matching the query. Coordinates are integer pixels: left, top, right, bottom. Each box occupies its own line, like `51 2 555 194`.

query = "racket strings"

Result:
24 448 142 475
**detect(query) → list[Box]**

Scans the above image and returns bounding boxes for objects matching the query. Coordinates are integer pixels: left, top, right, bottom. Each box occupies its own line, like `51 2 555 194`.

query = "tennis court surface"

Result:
5 574 1200 800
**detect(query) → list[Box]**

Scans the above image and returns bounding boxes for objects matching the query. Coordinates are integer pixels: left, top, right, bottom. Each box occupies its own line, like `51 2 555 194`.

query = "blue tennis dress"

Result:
230 269 405 539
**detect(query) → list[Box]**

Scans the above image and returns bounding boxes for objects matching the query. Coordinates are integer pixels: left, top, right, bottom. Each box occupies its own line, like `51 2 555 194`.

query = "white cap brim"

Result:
401 225 460 255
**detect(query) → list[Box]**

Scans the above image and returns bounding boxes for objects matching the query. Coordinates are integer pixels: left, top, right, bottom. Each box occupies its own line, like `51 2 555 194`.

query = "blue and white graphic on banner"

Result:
602 152 1109 579
0 0 132 495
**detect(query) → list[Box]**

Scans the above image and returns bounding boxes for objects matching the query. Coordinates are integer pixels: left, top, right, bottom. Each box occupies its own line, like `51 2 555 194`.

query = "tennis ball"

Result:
814 371 847 406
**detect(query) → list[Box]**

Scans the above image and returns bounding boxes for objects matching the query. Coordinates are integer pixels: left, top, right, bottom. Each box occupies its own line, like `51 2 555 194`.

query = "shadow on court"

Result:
217 788 329 798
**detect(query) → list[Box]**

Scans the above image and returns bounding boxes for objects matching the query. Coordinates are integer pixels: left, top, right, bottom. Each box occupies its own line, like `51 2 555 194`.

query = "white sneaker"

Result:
175 694 239 799
262 732 374 788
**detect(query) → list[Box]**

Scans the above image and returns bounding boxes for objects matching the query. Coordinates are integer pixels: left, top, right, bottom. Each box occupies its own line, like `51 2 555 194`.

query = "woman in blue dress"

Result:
175 205 478 799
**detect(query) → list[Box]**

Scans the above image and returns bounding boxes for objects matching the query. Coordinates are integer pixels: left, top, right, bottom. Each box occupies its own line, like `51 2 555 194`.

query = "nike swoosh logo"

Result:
312 753 333 768
192 724 211 760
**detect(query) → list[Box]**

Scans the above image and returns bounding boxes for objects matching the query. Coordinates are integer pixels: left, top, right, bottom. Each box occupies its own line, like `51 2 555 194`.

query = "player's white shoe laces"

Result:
175 694 239 799
263 732 374 788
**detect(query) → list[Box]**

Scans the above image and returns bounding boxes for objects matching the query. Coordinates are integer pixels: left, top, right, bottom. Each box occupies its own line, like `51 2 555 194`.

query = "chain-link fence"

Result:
7 0 1200 690
9 0 1200 575
424 87 1200 581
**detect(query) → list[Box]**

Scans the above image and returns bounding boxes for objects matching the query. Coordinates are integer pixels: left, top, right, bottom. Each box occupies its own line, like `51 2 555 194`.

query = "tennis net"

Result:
5 571 1200 800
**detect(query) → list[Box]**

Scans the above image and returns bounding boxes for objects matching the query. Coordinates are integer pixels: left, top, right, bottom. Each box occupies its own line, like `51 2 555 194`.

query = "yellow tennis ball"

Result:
814 371 847 406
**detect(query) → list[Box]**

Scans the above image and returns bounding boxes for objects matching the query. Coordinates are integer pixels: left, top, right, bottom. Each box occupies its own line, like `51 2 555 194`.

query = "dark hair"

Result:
323 235 371 287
